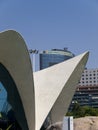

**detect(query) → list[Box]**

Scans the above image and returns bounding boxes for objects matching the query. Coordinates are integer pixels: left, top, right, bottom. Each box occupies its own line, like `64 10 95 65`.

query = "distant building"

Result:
79 68 98 86
69 68 98 110
39 48 75 70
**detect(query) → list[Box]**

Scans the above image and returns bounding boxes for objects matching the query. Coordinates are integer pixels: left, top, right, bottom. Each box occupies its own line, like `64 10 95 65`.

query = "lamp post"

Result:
29 49 39 72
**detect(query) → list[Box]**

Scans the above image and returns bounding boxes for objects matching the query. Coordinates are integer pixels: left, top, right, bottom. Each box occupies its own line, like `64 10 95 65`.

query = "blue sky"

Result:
0 0 98 68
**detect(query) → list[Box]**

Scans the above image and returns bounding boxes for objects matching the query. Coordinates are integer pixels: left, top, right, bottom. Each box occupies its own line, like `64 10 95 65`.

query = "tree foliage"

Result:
66 103 98 118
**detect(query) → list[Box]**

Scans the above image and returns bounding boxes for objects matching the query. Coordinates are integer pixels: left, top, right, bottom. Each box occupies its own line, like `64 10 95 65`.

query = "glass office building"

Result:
40 48 75 70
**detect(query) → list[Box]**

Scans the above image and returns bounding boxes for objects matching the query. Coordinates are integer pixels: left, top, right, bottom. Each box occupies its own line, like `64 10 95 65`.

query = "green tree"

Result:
66 103 98 118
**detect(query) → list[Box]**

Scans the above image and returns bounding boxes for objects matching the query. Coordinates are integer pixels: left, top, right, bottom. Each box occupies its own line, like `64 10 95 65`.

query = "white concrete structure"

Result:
0 30 89 130
34 51 89 130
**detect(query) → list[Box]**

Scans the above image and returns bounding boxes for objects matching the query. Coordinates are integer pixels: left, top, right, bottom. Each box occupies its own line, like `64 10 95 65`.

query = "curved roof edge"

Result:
0 30 35 130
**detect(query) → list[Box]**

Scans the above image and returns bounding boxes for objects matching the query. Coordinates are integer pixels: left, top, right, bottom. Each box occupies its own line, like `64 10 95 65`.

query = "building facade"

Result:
69 68 98 110
39 48 75 70
79 68 98 86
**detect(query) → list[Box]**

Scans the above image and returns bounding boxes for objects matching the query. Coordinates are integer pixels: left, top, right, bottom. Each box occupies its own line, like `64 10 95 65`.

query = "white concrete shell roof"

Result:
0 30 89 130
0 30 35 130
34 51 89 130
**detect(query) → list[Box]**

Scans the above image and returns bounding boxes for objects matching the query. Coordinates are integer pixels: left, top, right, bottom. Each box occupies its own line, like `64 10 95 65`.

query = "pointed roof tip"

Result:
80 51 89 60
77 51 89 56
61 51 89 66
73 51 89 61
71 51 89 67
82 51 89 56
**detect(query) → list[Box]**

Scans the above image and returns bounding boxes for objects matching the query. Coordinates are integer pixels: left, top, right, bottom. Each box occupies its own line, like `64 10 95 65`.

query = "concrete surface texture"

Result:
46 116 98 130
0 30 35 130
0 30 89 130
34 51 89 130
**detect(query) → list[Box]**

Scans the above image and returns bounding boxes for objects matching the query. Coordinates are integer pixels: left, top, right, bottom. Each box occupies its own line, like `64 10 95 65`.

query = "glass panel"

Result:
0 63 27 130
0 82 7 112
